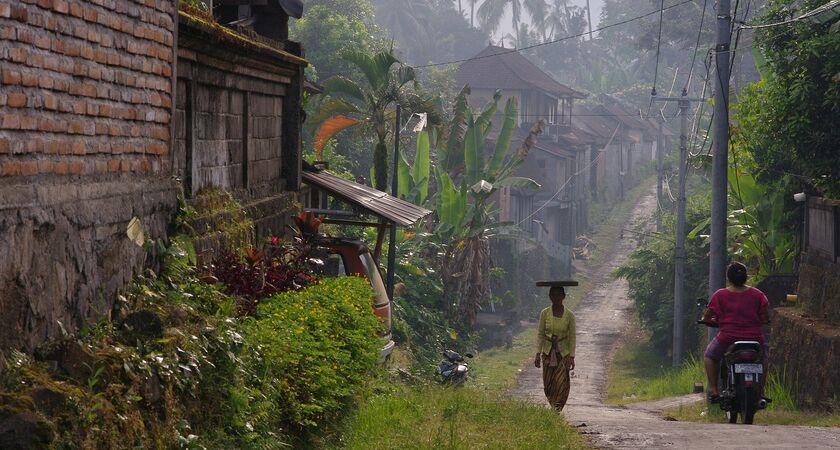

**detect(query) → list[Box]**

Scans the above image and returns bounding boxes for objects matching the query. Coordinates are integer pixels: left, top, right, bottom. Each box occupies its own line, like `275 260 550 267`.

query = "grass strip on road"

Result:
664 401 840 427
566 177 657 311
606 327 705 404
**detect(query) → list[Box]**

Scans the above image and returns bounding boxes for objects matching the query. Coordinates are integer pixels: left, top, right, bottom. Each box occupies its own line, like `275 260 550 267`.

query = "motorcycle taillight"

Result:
734 350 759 362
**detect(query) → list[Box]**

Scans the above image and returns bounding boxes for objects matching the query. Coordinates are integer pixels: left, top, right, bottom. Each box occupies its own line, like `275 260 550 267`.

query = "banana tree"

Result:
727 168 798 281
688 168 798 283
433 92 543 327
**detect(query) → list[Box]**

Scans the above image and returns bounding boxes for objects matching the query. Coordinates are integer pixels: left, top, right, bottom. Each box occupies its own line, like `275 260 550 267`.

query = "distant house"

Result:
590 95 662 200
456 45 587 279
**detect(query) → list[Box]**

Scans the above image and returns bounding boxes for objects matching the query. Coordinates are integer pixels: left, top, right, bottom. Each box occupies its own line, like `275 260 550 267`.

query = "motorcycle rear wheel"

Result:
742 386 757 424
726 409 738 423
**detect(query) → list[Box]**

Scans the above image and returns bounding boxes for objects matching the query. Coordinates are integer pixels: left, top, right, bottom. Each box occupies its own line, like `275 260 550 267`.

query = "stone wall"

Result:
174 11 303 240
0 0 178 351
799 197 840 325
770 307 840 409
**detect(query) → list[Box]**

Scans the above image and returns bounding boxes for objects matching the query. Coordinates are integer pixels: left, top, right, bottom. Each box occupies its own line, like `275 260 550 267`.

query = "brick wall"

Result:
0 0 178 351
175 11 303 240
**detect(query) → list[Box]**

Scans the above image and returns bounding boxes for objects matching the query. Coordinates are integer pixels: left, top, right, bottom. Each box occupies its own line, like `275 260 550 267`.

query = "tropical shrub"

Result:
206 237 318 315
238 277 382 431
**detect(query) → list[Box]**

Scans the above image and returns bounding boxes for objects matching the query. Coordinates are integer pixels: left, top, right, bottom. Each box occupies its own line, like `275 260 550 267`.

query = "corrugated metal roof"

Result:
302 169 432 227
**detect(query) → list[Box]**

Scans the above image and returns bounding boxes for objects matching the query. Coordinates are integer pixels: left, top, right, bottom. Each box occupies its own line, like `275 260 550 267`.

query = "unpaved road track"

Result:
508 188 840 449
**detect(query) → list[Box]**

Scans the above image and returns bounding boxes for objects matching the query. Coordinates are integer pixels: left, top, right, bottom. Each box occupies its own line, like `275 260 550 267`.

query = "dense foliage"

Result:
290 0 386 81
0 234 382 449
737 0 840 196
371 0 488 66
239 277 381 431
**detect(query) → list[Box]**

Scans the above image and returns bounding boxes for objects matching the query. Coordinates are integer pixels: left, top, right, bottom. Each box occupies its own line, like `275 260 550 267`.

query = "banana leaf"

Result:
464 113 480 187
487 97 518 178
412 130 430 204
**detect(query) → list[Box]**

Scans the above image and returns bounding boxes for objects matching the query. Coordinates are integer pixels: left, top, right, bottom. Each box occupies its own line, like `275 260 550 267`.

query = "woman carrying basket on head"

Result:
534 286 576 411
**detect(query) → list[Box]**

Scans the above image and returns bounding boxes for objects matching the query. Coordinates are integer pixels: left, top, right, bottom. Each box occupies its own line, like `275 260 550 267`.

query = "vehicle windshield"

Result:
359 251 389 307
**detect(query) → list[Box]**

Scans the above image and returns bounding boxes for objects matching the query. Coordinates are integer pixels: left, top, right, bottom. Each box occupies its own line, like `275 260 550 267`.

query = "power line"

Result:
683 0 709 93
736 0 840 29
415 0 695 69
652 0 666 96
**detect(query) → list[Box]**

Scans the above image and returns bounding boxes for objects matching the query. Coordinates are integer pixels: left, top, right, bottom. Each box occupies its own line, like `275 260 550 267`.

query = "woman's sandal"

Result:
708 394 721 404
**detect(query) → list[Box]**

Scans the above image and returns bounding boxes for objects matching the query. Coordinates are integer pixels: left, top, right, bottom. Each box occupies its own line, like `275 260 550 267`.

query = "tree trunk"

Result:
443 236 490 329
374 140 388 191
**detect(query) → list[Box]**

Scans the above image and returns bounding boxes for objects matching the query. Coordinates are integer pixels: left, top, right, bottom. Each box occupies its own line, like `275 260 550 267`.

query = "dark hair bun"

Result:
727 262 748 286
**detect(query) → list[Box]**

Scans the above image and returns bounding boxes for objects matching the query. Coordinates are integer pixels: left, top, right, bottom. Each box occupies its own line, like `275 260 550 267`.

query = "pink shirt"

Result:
708 287 769 343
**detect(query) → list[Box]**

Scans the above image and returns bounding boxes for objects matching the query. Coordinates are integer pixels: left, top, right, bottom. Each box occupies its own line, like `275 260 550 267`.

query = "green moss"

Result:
183 187 255 254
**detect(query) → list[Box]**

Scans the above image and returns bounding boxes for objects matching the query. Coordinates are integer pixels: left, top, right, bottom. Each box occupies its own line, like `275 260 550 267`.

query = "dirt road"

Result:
508 188 840 449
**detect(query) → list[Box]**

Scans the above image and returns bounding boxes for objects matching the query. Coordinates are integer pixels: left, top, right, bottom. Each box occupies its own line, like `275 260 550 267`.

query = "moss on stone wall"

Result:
770 307 840 410
798 258 840 326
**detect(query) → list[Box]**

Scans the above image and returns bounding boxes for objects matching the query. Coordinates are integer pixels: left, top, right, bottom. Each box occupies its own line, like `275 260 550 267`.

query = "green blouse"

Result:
536 307 576 357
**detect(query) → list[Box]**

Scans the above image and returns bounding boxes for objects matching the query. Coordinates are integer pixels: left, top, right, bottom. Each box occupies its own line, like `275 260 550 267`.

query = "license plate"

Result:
734 363 763 374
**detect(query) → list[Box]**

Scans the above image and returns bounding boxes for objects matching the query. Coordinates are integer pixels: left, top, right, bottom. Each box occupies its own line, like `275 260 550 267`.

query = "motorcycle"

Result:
698 302 768 424
436 350 473 386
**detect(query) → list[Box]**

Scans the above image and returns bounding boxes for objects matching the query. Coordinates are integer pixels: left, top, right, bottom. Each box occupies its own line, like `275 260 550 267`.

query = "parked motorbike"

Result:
697 302 767 424
436 350 473 386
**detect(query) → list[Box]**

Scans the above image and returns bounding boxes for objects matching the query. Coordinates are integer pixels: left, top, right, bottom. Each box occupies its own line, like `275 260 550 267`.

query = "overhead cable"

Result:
415 0 695 69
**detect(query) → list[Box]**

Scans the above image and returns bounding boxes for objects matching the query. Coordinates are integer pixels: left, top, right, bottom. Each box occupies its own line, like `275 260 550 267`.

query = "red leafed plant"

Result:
205 236 318 315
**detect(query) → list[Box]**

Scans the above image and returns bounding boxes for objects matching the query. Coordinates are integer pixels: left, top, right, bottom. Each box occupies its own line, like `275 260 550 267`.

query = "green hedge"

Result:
239 276 382 431
0 240 382 449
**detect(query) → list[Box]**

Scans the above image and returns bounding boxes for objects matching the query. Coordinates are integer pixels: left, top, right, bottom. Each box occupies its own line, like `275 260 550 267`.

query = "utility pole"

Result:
656 115 664 231
674 97 690 367
653 94 700 367
386 104 401 301
709 0 732 330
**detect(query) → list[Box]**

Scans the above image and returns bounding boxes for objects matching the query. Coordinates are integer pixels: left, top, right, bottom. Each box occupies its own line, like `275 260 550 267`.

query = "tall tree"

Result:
432 89 542 326
477 0 547 38
373 0 435 55
737 0 840 196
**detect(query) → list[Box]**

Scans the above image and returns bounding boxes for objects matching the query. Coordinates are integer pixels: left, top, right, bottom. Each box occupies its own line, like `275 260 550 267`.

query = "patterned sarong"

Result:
542 335 571 411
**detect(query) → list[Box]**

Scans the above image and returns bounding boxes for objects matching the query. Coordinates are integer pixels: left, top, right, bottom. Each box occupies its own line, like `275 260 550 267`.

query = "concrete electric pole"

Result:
709 0 732 340
709 0 732 306
653 93 701 367
656 116 664 231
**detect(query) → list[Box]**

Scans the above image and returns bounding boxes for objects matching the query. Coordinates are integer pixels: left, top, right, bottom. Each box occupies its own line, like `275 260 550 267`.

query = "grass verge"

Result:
338 385 587 449
606 327 705 404
332 326 589 449
470 325 537 391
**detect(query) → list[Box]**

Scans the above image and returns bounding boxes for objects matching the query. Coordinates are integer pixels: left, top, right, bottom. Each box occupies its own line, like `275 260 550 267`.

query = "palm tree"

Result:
373 0 435 55
312 50 437 190
477 0 547 38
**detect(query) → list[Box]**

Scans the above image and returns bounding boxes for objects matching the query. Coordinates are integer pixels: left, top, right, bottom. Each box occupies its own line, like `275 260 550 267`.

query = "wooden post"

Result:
373 220 387 264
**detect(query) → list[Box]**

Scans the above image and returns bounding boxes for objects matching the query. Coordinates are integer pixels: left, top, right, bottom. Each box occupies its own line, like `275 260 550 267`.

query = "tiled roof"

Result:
456 45 586 99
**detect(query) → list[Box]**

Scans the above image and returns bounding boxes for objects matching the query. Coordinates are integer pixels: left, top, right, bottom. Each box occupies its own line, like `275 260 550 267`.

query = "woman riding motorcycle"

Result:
701 262 770 402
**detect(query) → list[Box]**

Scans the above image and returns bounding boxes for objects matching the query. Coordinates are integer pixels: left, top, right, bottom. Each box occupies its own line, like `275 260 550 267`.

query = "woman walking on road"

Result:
534 286 576 410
